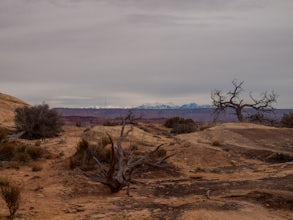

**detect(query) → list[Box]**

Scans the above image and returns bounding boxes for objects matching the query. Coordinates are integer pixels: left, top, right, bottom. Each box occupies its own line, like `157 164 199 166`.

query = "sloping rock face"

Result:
0 92 30 128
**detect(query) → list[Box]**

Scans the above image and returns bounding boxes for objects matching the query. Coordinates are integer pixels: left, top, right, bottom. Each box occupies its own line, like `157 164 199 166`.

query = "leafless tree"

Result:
211 80 277 122
81 113 175 194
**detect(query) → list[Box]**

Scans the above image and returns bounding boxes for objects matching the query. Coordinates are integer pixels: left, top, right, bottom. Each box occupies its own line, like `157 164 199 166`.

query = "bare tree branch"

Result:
82 113 174 194
211 80 277 121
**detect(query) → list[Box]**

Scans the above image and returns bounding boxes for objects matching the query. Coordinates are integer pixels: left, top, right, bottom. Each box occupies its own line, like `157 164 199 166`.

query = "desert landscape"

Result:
1 1 293 219
0 93 292 220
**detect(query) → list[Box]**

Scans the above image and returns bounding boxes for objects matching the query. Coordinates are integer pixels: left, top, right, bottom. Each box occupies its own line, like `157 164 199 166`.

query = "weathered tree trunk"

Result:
236 108 243 122
82 113 175 194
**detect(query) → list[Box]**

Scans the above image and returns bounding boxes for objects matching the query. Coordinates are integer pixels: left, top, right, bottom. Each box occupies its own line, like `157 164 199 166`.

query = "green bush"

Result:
15 103 63 139
280 112 293 128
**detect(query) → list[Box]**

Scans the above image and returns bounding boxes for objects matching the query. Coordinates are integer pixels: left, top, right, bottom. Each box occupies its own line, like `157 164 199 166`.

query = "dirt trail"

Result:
0 123 292 219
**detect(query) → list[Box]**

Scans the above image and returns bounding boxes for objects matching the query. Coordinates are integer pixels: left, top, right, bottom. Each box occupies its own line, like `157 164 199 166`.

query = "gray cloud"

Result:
0 0 292 108
97 0 266 11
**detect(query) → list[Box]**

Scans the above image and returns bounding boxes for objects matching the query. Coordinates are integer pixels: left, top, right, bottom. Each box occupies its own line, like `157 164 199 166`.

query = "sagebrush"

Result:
164 117 196 134
15 103 63 139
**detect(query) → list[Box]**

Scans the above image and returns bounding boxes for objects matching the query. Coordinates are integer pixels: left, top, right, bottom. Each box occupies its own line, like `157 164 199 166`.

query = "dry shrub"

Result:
164 117 184 128
211 140 221 146
280 112 293 128
246 112 277 126
164 117 197 134
153 148 167 158
171 123 196 134
58 139 66 145
15 103 63 139
70 138 112 170
14 152 30 163
103 120 119 126
3 162 20 170
75 121 82 127
26 146 43 160
99 136 111 147
0 142 16 161
199 122 214 131
14 145 30 163
0 178 22 219
34 140 41 146
70 139 90 169
0 141 45 163
0 127 8 143
0 177 9 187
31 164 43 172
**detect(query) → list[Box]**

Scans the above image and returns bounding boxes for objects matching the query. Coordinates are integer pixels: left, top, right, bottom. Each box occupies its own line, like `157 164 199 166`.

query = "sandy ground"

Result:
0 93 29 128
0 123 292 220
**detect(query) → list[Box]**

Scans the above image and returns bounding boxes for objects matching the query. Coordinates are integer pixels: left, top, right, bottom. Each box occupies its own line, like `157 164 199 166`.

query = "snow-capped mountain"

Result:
134 103 211 109
179 103 211 109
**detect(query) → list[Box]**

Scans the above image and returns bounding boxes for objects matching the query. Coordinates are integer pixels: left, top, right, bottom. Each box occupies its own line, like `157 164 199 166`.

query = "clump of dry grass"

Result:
34 140 41 146
211 140 221 146
0 127 8 143
153 148 167 158
70 138 112 170
0 140 45 164
31 163 43 172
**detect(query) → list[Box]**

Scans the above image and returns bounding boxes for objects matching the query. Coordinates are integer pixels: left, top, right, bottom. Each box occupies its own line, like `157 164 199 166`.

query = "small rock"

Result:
76 207 85 212
93 214 107 218
58 151 65 158
153 208 161 213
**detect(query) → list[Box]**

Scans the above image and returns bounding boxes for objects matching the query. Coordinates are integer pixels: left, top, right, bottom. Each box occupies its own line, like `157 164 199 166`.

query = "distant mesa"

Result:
0 92 30 128
134 103 211 109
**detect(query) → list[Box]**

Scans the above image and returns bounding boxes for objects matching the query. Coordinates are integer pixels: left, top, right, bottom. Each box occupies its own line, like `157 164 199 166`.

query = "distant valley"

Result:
55 106 292 126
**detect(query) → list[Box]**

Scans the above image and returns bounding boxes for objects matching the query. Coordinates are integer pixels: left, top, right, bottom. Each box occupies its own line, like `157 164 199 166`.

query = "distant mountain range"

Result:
133 103 211 109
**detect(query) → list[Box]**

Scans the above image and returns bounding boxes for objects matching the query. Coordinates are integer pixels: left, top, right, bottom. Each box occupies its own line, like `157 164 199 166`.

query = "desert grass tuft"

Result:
0 178 22 219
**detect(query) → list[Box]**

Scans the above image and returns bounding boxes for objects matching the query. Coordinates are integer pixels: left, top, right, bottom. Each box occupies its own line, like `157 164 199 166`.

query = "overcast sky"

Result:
0 0 292 108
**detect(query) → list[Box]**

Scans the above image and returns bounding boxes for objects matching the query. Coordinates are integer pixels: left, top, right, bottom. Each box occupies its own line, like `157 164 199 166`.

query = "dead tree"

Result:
211 80 277 122
81 113 175 194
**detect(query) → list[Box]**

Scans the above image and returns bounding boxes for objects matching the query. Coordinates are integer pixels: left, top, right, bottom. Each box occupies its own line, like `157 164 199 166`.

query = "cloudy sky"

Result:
0 0 292 108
